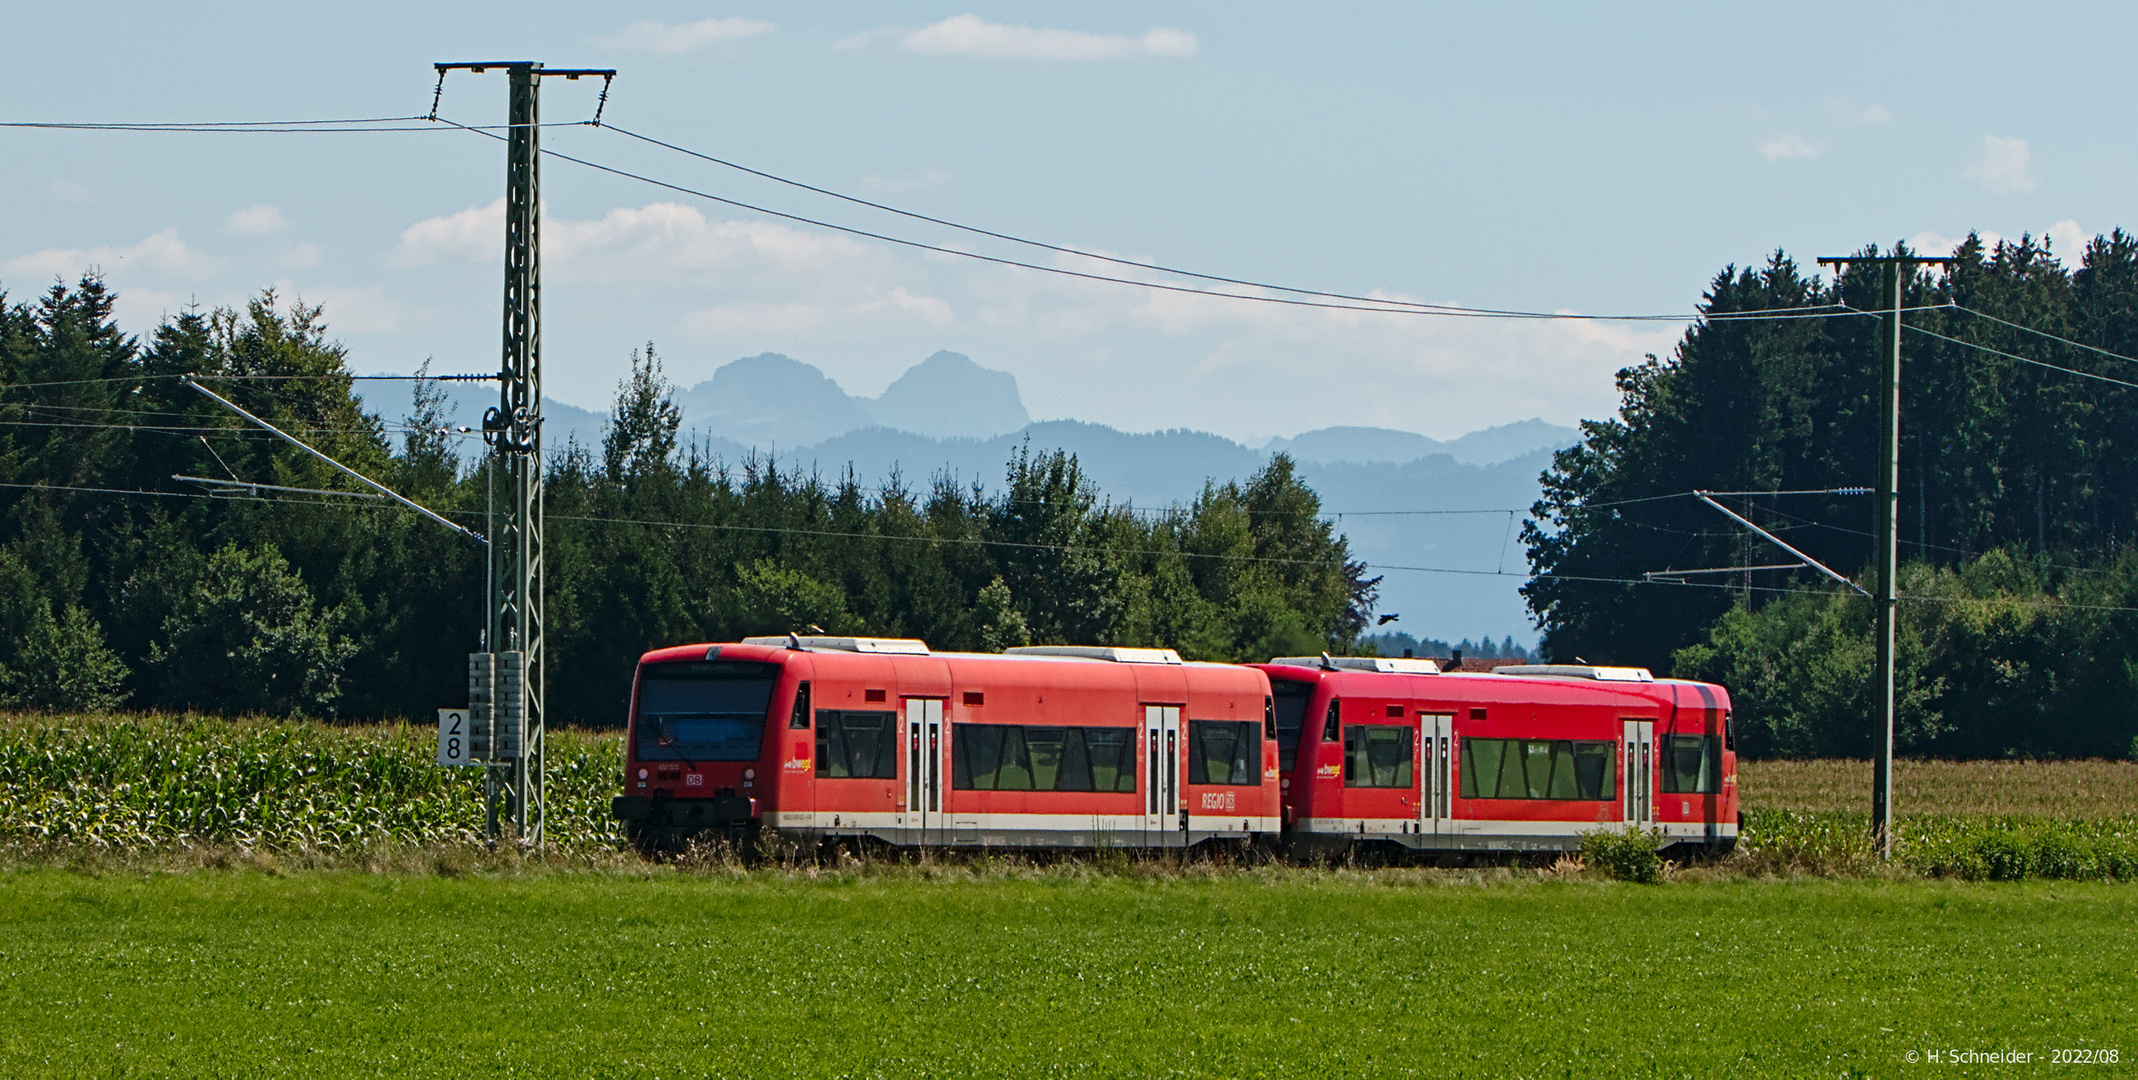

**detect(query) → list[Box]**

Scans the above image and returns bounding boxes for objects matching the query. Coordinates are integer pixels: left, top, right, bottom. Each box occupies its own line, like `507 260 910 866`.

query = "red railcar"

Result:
1256 658 1738 858
611 636 1280 851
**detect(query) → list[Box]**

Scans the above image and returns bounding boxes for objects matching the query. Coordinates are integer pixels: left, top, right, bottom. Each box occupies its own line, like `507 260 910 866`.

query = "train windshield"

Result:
634 661 780 763
1270 678 1315 773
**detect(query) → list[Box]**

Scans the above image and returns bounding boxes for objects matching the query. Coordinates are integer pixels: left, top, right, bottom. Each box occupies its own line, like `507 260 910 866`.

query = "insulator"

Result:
495 650 526 760
467 652 495 761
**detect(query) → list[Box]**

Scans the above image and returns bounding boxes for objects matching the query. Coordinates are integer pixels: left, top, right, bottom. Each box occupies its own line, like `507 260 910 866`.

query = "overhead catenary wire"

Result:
9 109 1885 325
599 122 1859 325
1947 304 2138 368
430 116 1875 326
1902 323 2138 390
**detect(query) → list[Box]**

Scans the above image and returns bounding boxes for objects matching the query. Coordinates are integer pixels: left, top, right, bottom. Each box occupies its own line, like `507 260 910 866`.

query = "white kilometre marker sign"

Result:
437 708 477 767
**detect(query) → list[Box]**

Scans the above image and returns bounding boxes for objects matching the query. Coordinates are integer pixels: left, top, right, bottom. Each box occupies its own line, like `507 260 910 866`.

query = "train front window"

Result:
1271 679 1314 772
634 661 779 763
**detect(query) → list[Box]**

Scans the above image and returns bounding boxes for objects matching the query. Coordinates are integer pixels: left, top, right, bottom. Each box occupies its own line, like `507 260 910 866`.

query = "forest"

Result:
0 278 1375 727
1527 231 2138 760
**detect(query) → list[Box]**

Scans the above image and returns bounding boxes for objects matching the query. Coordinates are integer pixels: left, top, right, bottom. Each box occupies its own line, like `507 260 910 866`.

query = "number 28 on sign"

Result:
436 708 476 767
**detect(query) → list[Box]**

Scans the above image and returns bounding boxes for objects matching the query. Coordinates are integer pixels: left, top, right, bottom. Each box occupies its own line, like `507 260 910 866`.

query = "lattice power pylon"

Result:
435 60 614 844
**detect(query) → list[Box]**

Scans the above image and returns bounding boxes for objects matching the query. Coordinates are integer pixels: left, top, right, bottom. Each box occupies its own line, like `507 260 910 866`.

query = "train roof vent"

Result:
1005 645 1184 665
741 635 931 655
1268 655 1442 675
1492 664 1654 682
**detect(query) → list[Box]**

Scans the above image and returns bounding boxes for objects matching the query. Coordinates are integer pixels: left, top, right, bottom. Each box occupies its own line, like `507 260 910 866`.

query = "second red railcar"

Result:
1256 658 1738 858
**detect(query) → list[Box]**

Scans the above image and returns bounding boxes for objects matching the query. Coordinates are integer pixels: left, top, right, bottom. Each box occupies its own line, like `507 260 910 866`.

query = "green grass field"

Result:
1 867 2130 1078
4 715 2134 1076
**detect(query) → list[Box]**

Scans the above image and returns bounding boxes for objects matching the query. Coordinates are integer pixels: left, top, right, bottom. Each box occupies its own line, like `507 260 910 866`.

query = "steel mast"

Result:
436 61 614 844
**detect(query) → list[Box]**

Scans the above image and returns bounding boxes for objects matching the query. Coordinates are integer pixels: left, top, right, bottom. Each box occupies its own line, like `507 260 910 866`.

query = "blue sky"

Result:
3 2 2131 443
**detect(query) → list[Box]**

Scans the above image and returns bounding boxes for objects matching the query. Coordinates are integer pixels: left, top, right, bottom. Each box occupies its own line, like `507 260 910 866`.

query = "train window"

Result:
788 681 812 729
1459 738 1616 800
1271 680 1313 773
1188 720 1262 786
951 724 1137 793
1322 699 1341 743
1342 725 1414 788
1722 711 1735 751
634 661 779 763
815 710 899 779
1660 735 1721 794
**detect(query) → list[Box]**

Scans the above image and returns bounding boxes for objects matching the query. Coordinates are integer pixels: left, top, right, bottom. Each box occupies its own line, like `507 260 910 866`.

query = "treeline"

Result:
1528 232 2138 759
0 279 1375 726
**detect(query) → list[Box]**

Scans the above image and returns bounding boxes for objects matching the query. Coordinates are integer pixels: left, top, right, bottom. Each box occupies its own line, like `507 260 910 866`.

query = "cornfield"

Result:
0 712 627 856
1739 757 2138 816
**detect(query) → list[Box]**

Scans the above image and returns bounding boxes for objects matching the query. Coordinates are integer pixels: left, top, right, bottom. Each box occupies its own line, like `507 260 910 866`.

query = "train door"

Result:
905 698 944 843
1622 719 1654 830
1419 713 1453 836
1144 705 1181 846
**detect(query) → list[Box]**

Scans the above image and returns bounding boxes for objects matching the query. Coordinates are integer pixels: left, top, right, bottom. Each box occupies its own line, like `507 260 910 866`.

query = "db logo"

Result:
684 774 704 787
1200 791 1236 810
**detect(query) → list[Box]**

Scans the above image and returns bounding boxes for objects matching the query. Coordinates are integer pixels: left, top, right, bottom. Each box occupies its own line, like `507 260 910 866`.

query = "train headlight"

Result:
744 768 757 780
637 768 649 780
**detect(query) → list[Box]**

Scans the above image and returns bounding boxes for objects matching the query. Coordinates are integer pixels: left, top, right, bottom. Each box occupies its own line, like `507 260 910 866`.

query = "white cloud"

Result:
1965 135 2036 196
282 243 322 269
227 204 291 235
48 179 88 202
1908 229 2005 258
681 288 955 338
1822 97 1890 125
111 289 184 331
833 28 890 51
280 283 404 335
1759 134 1820 161
391 200 869 281
900 15 1198 60
2048 219 2088 264
4 227 221 282
388 199 500 267
860 168 952 193
599 17 773 54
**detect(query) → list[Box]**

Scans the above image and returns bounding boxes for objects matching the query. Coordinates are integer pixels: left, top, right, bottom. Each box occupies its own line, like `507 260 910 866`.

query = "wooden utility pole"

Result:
1815 251 1951 859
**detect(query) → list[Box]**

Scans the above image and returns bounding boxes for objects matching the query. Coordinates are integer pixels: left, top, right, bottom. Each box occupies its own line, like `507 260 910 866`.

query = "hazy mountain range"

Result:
360 352 1577 644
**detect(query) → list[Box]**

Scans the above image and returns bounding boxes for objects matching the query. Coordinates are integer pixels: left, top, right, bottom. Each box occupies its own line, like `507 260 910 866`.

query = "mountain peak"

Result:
869 350 1029 439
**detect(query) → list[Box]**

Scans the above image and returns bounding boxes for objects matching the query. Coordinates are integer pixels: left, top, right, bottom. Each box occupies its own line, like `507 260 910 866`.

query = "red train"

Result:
610 637 1737 858
611 636 1278 851
1257 657 1737 859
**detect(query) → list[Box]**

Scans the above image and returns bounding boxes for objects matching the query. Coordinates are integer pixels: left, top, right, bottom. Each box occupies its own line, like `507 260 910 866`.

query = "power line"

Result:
1948 304 2138 368
433 116 1873 326
1903 323 2138 390
599 122 1858 326
7 109 1872 325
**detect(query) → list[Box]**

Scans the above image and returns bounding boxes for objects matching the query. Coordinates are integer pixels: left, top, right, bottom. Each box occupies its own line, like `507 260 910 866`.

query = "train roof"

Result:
636 639 1265 694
